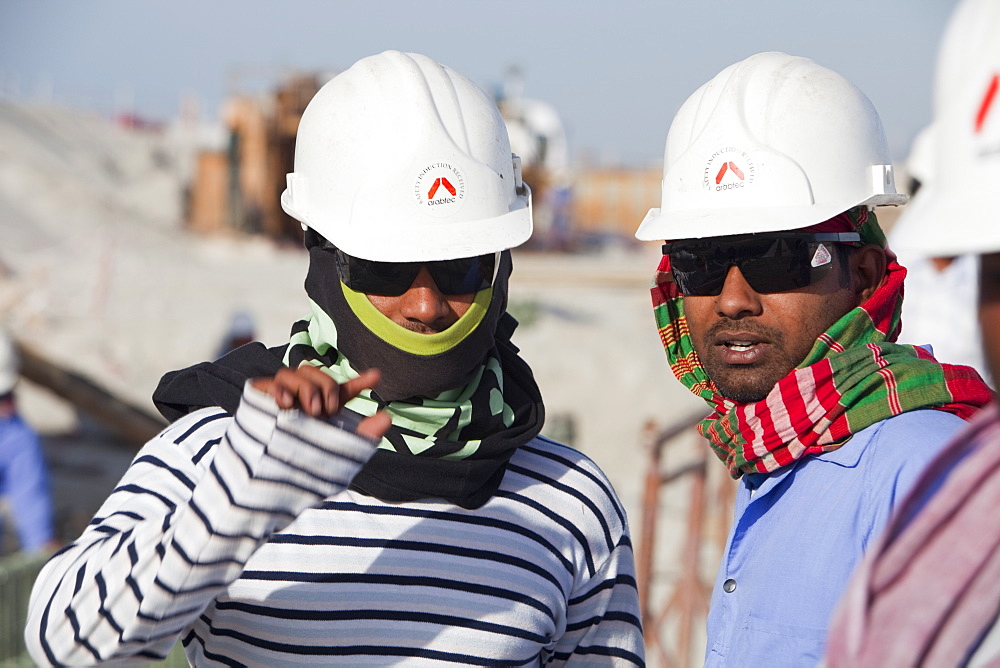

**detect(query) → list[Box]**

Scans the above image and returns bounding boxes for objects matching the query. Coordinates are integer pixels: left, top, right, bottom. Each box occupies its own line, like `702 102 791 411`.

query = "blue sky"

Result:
0 0 959 164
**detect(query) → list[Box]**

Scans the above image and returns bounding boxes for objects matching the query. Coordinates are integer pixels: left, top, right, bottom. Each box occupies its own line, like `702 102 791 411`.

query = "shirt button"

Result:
723 579 737 593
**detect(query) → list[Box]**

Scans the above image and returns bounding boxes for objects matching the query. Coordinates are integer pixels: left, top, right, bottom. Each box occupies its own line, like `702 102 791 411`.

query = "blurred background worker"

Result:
635 51 992 666
889 44 988 385
214 309 256 359
0 331 54 556
826 0 1000 664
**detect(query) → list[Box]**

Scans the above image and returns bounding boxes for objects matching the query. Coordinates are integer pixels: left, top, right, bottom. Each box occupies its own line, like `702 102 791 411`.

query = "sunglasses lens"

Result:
738 239 817 293
334 250 419 296
667 237 836 296
427 254 496 295
334 249 496 296
669 246 728 296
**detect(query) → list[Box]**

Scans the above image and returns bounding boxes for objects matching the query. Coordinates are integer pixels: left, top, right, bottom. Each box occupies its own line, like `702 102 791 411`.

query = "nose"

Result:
715 265 763 319
397 267 455 331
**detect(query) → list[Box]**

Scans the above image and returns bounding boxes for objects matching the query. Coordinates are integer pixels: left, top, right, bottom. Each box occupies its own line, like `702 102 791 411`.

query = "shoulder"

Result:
151 406 232 462
510 436 620 497
0 415 39 447
863 409 967 456
857 409 969 500
0 416 41 466
506 436 628 536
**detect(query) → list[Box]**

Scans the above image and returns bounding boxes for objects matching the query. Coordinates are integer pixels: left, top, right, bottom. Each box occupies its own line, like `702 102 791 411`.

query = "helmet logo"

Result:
704 147 756 192
715 161 744 184
975 73 998 134
427 177 457 199
414 162 467 217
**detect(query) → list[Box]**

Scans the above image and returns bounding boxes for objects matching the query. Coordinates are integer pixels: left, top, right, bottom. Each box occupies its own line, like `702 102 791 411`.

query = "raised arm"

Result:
25 369 386 666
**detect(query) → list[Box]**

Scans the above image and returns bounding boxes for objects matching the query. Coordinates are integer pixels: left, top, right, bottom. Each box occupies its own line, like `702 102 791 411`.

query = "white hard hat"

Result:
886 123 937 254
0 332 19 396
636 52 906 242
891 0 1000 256
281 50 532 262
905 123 937 189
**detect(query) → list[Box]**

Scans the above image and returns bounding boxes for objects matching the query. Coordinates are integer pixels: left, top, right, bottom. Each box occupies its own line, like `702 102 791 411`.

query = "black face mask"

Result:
302 234 512 402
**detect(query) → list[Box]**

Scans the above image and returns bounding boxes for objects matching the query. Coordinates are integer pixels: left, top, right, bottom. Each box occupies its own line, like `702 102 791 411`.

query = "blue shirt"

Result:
704 409 967 667
0 414 53 553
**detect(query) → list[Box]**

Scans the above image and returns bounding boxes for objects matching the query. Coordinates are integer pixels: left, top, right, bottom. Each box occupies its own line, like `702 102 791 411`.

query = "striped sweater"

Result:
26 384 644 666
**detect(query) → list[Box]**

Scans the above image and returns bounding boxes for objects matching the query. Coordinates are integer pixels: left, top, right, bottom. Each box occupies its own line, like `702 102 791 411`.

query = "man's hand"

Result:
251 366 391 441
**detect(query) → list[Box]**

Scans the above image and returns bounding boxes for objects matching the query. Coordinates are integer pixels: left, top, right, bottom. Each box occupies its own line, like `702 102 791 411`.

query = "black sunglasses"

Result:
328 245 498 297
662 232 862 297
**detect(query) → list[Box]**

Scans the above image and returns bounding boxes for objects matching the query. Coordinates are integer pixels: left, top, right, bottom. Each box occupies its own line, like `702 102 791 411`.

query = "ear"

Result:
851 244 887 304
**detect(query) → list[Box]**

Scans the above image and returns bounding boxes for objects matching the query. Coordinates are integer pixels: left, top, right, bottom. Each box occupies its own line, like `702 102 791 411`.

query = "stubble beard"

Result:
696 320 803 404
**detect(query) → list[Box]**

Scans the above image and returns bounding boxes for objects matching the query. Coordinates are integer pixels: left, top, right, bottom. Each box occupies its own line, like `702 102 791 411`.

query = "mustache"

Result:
704 318 785 345
401 318 452 335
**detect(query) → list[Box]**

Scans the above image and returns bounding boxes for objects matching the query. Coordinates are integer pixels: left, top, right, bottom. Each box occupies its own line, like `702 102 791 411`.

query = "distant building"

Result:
570 165 662 247
187 74 322 243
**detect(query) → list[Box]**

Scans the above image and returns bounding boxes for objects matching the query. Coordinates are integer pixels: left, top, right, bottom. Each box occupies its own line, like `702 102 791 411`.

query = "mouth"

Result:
401 318 455 335
403 323 444 335
713 332 771 365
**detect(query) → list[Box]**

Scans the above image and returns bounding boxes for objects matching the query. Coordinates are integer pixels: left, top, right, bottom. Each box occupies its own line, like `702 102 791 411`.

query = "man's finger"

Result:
339 369 382 406
294 365 340 414
251 375 295 409
251 377 273 394
271 367 324 415
357 411 392 441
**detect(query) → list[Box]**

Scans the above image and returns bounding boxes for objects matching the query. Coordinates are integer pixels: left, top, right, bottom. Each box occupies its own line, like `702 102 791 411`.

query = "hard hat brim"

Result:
890 184 998 257
283 188 533 262
636 192 907 241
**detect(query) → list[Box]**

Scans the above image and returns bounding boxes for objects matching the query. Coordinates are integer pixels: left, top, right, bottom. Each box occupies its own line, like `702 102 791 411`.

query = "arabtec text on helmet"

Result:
704 147 756 192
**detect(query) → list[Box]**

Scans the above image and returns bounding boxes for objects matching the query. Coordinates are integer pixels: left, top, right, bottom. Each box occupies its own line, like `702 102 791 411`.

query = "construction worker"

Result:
0 331 54 555
26 51 644 666
213 309 256 359
889 125 990 382
635 52 992 665
826 1 1000 663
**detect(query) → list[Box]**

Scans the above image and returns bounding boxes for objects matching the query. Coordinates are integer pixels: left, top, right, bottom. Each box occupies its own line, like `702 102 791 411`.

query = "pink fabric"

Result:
826 404 1000 667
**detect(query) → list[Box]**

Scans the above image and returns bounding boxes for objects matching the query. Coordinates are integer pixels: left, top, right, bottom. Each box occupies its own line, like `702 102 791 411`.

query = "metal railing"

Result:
636 415 736 667
0 551 49 667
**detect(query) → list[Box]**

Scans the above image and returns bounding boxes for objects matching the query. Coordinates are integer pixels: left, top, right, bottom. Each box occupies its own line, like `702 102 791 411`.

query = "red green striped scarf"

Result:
651 210 992 478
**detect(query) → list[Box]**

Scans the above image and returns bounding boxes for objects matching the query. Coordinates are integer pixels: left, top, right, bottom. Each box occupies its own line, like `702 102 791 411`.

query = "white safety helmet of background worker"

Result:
903 123 937 191
885 123 937 257
281 50 532 263
890 0 1000 257
635 52 907 242
0 331 19 396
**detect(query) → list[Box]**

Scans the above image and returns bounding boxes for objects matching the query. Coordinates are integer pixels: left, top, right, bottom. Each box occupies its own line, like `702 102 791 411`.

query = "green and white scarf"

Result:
285 299 521 461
